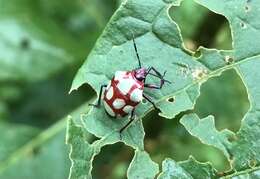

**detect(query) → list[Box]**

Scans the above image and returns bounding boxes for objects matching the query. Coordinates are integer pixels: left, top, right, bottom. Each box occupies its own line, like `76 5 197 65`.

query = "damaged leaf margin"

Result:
67 0 260 178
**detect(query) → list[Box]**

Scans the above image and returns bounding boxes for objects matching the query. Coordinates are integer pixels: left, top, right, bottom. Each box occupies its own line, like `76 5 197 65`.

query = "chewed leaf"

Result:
66 118 95 179
158 84 200 118
70 0 209 104
67 0 260 178
157 158 193 179
158 157 218 179
195 0 260 171
180 114 234 158
196 0 260 60
232 58 260 170
127 150 159 179
70 0 211 144
179 157 218 179
82 108 145 149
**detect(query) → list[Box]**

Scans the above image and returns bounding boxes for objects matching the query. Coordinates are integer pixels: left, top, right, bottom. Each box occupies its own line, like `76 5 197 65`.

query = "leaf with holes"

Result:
67 0 260 178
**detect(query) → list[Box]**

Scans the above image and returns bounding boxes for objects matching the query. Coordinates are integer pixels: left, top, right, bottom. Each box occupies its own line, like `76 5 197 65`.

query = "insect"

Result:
90 33 171 137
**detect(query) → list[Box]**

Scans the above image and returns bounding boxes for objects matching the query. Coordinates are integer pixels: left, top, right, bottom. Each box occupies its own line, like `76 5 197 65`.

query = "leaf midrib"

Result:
140 52 260 120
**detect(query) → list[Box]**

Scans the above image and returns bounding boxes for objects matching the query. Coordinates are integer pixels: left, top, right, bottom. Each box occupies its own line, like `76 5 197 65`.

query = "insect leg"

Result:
143 93 159 110
119 109 136 139
89 84 107 107
146 72 171 84
144 83 162 89
149 67 171 82
144 72 168 89
145 67 171 88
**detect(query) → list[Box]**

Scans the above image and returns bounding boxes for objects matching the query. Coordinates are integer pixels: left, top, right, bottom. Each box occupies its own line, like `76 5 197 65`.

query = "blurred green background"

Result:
0 0 249 178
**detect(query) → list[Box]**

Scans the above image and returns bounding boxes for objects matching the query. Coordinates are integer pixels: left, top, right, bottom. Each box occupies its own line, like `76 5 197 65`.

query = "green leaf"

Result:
0 102 91 179
169 0 209 44
66 118 94 179
196 0 260 60
70 0 206 146
0 123 39 162
68 0 260 178
0 15 74 82
68 0 207 177
0 120 70 179
158 157 217 179
67 118 158 179
229 169 260 179
184 0 260 173
127 150 159 179
158 158 193 179
180 114 234 158
0 0 108 83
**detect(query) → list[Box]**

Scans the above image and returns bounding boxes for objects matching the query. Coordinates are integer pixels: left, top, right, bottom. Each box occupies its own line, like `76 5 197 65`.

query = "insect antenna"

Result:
131 32 142 68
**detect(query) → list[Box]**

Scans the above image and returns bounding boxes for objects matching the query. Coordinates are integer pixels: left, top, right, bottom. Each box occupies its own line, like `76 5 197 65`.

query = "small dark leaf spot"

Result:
240 22 247 29
20 38 30 49
245 5 251 12
217 171 229 177
31 147 41 156
225 56 234 64
248 159 257 168
227 135 238 142
192 68 208 80
167 97 175 103
142 98 147 104
198 72 203 78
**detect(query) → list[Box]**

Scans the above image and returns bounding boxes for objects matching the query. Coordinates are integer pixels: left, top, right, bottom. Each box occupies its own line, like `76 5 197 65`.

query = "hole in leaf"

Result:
225 55 234 64
244 5 251 12
249 159 257 168
194 69 250 132
167 97 175 103
143 111 230 171
240 22 247 29
92 143 133 179
169 0 232 51
143 110 164 139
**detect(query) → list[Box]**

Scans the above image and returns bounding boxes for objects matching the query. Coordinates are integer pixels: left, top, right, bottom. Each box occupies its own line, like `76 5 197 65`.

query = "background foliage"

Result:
0 0 257 178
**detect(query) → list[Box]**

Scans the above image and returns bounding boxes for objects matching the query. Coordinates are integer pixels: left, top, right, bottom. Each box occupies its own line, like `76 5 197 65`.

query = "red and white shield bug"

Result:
90 33 171 137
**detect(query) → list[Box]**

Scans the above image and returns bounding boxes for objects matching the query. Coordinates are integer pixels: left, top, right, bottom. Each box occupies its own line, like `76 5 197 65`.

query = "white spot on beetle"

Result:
106 87 114 100
117 78 136 95
103 101 115 117
113 98 125 109
114 71 126 81
130 88 143 102
123 105 134 113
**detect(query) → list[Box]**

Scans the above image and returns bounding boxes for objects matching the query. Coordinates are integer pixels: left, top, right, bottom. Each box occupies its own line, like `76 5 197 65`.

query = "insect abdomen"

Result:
103 71 143 118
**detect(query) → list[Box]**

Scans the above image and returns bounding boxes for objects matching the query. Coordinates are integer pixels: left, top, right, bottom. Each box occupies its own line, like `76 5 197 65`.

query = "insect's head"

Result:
134 67 148 81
